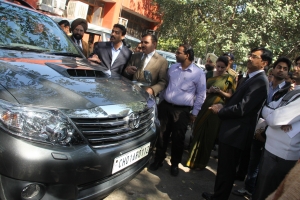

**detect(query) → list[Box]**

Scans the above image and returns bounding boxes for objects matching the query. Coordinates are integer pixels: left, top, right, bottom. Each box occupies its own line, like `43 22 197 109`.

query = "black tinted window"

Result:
0 2 79 53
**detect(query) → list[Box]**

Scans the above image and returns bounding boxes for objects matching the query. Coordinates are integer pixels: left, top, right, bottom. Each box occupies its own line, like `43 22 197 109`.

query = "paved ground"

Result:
105 145 251 200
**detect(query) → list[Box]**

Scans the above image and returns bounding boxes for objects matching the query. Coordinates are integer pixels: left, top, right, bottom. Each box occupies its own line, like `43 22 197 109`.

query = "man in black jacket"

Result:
202 47 273 200
88 24 131 75
232 57 292 198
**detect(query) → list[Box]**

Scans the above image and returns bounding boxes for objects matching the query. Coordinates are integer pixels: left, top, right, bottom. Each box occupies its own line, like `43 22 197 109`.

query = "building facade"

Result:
23 0 161 40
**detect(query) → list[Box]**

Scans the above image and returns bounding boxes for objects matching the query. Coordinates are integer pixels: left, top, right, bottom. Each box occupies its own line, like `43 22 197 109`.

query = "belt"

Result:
164 100 191 109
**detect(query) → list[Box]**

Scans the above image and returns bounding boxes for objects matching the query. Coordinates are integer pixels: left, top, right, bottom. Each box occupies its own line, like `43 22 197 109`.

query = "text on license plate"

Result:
112 142 150 174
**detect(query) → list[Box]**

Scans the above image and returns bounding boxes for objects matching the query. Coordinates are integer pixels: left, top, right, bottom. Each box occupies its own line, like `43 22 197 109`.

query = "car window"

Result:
0 2 79 54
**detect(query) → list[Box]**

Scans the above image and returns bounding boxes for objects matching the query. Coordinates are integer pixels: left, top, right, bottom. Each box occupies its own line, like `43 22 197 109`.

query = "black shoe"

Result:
149 160 163 171
170 165 179 176
202 192 214 200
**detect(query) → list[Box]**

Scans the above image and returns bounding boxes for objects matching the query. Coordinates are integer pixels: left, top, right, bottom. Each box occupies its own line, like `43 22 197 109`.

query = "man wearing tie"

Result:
202 47 273 200
123 33 168 96
70 18 89 57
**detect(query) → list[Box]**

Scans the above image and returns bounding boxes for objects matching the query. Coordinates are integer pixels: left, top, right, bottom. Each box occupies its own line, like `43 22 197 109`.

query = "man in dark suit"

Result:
88 24 132 75
70 18 89 57
122 33 168 96
202 47 273 200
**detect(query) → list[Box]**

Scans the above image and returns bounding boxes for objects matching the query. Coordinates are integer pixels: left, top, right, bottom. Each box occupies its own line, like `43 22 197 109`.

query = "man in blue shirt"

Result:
149 44 206 176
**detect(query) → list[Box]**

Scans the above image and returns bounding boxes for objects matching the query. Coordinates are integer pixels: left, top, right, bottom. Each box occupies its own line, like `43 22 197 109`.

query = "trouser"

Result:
252 149 297 200
236 144 251 180
154 100 190 165
244 139 264 193
213 142 242 200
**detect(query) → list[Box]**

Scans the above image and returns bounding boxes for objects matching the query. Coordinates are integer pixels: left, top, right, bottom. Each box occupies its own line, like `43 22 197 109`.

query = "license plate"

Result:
112 142 150 174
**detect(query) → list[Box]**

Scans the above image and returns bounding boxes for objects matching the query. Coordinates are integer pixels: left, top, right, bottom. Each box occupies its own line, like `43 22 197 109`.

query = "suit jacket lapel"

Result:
144 52 158 70
106 42 112 64
111 47 127 68
231 71 265 97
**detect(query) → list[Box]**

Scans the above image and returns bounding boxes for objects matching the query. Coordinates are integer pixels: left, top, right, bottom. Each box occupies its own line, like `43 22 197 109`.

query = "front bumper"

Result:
0 122 158 200
0 155 149 200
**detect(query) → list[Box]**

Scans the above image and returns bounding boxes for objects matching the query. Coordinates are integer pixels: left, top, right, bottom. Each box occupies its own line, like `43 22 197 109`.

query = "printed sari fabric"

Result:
186 73 236 169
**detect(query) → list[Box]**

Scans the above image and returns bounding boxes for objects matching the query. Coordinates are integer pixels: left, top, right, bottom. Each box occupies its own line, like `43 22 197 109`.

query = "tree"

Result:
154 0 300 65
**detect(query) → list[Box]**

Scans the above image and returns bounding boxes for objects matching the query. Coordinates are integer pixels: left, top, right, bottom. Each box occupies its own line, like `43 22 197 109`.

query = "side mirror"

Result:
144 70 152 84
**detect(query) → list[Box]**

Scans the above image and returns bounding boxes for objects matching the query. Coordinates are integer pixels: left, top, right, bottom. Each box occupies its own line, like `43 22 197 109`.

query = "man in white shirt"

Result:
253 56 300 200
88 24 132 75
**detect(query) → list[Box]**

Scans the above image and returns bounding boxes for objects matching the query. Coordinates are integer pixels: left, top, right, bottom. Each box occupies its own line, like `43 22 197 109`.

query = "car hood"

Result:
0 50 147 110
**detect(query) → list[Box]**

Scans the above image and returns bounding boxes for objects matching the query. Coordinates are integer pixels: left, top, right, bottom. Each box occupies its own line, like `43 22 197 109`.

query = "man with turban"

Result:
70 18 88 57
205 53 218 79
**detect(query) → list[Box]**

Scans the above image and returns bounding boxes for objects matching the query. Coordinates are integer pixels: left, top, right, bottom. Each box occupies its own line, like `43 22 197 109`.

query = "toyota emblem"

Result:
128 113 141 129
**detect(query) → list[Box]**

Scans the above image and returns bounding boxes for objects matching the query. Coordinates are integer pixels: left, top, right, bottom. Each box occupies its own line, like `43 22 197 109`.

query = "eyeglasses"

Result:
248 54 261 60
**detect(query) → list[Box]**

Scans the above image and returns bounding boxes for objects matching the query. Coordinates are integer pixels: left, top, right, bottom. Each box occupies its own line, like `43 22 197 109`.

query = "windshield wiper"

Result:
44 52 82 57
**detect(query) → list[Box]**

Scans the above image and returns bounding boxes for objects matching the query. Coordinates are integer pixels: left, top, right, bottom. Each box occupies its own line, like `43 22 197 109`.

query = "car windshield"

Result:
0 2 79 54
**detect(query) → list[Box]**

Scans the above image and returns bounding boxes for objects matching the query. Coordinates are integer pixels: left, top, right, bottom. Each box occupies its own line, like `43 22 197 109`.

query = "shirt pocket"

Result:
180 82 194 92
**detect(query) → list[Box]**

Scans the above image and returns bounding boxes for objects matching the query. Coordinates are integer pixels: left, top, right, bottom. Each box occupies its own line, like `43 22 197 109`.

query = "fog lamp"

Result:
21 184 45 200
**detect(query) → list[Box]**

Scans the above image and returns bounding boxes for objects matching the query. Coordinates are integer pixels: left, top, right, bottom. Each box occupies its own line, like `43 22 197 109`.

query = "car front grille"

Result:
71 107 154 148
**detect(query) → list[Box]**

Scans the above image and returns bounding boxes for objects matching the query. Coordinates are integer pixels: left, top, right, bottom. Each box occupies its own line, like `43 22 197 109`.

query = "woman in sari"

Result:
186 56 236 170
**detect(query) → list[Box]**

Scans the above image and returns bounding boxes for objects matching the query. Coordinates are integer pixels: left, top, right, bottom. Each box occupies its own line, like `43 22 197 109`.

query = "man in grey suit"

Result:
123 33 168 96
88 24 132 75
202 47 273 200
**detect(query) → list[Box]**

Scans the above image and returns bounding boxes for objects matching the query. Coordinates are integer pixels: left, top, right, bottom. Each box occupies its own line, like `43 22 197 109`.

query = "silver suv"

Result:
0 2 158 200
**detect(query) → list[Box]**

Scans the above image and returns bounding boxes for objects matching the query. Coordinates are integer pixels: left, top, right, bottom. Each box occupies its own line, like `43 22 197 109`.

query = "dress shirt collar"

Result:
72 37 82 47
176 62 195 72
269 81 286 89
142 50 155 59
111 42 123 51
248 70 264 79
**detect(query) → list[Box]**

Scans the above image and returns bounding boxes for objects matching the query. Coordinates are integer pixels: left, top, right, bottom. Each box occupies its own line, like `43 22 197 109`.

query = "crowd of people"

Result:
58 19 300 200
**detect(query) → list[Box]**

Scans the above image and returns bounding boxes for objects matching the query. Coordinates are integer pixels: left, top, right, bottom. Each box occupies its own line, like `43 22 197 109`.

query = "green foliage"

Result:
154 0 300 67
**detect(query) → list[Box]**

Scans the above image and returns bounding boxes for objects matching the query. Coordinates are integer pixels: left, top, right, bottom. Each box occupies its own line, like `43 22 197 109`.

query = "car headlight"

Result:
0 100 83 146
